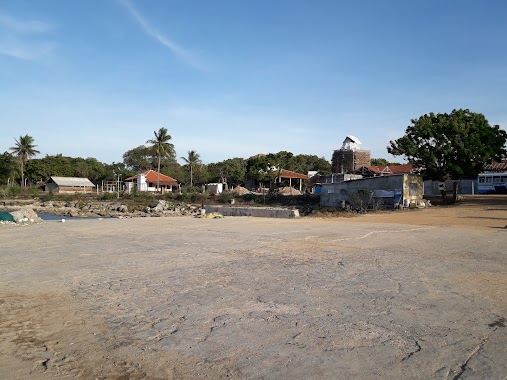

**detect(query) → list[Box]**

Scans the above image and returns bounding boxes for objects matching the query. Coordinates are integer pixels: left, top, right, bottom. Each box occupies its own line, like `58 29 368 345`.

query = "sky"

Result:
1 0 507 166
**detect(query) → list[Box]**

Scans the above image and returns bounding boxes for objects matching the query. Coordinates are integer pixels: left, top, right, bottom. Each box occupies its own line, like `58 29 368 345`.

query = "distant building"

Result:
125 170 178 193
320 174 424 209
45 177 95 193
354 164 416 177
331 136 371 174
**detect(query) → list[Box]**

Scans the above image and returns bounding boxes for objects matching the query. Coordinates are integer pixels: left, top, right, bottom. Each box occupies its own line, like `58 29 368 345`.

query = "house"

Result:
320 174 424 209
45 177 95 193
125 170 178 193
354 164 415 177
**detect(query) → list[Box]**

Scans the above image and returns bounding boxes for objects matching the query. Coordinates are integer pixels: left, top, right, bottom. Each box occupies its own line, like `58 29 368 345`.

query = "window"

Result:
486 177 492 183
479 177 485 183
493 177 501 183
409 183 418 196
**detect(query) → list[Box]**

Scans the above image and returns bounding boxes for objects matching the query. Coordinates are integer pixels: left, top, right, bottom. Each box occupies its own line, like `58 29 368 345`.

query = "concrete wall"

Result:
423 179 478 195
204 206 299 218
320 174 423 208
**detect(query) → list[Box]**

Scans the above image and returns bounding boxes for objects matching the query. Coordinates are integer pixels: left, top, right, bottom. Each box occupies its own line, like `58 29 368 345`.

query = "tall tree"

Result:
181 150 201 186
146 127 175 190
207 158 247 186
388 109 507 180
10 134 40 186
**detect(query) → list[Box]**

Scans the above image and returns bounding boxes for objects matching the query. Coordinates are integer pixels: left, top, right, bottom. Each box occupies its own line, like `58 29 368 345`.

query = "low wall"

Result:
423 180 478 195
204 206 299 218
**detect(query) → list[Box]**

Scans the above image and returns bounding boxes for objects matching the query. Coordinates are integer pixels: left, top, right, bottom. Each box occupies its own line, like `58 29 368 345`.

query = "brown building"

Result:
331 136 371 173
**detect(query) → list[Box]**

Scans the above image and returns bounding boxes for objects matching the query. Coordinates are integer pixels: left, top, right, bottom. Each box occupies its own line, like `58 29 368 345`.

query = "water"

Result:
38 213 98 221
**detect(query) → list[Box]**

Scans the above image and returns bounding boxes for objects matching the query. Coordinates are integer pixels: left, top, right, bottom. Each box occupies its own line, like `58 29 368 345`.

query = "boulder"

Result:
9 206 42 223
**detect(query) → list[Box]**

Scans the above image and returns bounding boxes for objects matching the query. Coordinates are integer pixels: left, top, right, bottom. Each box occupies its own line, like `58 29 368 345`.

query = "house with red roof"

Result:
354 164 416 177
125 170 179 193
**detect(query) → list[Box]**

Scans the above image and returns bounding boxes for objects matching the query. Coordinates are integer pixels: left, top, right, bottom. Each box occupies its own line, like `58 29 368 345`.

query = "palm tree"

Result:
181 150 201 187
10 134 40 187
146 127 175 190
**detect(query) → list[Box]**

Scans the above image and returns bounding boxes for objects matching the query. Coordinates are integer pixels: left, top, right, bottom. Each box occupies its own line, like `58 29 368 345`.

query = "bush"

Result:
28 186 40 198
100 192 117 201
0 186 9 198
8 185 21 197
218 191 234 204
40 188 54 202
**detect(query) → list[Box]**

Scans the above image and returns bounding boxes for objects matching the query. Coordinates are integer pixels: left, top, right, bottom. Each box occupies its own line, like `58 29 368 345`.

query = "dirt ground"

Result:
0 195 506 379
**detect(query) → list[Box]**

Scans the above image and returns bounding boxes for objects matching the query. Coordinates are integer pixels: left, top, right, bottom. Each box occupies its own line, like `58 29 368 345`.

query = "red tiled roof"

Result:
125 170 178 185
356 164 414 175
484 160 507 171
387 164 414 174
278 169 308 180
361 165 383 174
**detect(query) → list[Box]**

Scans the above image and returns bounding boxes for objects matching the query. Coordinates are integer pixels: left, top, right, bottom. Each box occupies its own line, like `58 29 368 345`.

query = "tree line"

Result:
0 128 331 189
2 108 505 189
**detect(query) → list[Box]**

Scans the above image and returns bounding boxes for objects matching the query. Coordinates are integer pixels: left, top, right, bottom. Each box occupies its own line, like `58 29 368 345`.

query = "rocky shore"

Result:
0 199 202 220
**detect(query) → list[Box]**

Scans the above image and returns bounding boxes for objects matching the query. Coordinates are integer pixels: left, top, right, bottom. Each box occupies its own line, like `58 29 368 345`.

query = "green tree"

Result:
26 154 73 183
0 152 17 185
388 109 507 181
10 134 40 186
291 154 331 175
246 154 278 190
146 127 175 190
181 150 202 186
371 158 389 166
123 145 155 171
207 158 247 186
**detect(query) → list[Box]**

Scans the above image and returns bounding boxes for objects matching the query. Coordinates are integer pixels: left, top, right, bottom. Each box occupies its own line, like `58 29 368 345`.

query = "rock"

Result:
118 205 129 213
68 208 80 217
9 206 42 223
153 200 169 212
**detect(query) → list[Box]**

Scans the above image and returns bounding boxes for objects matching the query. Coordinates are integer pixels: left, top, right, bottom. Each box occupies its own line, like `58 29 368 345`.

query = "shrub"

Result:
218 191 234 204
28 186 40 198
41 188 54 202
0 186 9 198
100 192 116 201
8 185 21 197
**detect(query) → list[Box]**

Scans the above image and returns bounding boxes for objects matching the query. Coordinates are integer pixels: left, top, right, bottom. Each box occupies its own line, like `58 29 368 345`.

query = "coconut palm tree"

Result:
146 127 175 190
181 150 201 187
10 134 40 187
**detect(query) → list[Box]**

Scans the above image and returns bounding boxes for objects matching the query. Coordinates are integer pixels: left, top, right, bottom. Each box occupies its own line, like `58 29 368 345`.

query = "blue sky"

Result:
1 0 506 165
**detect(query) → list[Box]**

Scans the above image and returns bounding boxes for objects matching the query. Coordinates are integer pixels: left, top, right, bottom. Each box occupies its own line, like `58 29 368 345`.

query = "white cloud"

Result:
0 38 55 60
116 0 205 70
0 13 52 33
0 13 55 61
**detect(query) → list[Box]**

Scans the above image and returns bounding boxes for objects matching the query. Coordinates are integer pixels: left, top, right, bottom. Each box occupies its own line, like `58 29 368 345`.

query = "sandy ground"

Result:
0 196 506 379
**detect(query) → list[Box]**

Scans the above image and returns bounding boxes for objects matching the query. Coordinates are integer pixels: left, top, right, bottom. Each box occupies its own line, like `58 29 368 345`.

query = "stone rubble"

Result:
1 200 202 221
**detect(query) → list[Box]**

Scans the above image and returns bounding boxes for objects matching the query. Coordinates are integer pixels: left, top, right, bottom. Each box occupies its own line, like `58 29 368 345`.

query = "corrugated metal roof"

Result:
49 177 95 187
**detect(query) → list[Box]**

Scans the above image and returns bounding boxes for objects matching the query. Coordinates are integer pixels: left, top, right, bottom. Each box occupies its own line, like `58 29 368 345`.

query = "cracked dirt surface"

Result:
0 197 506 379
